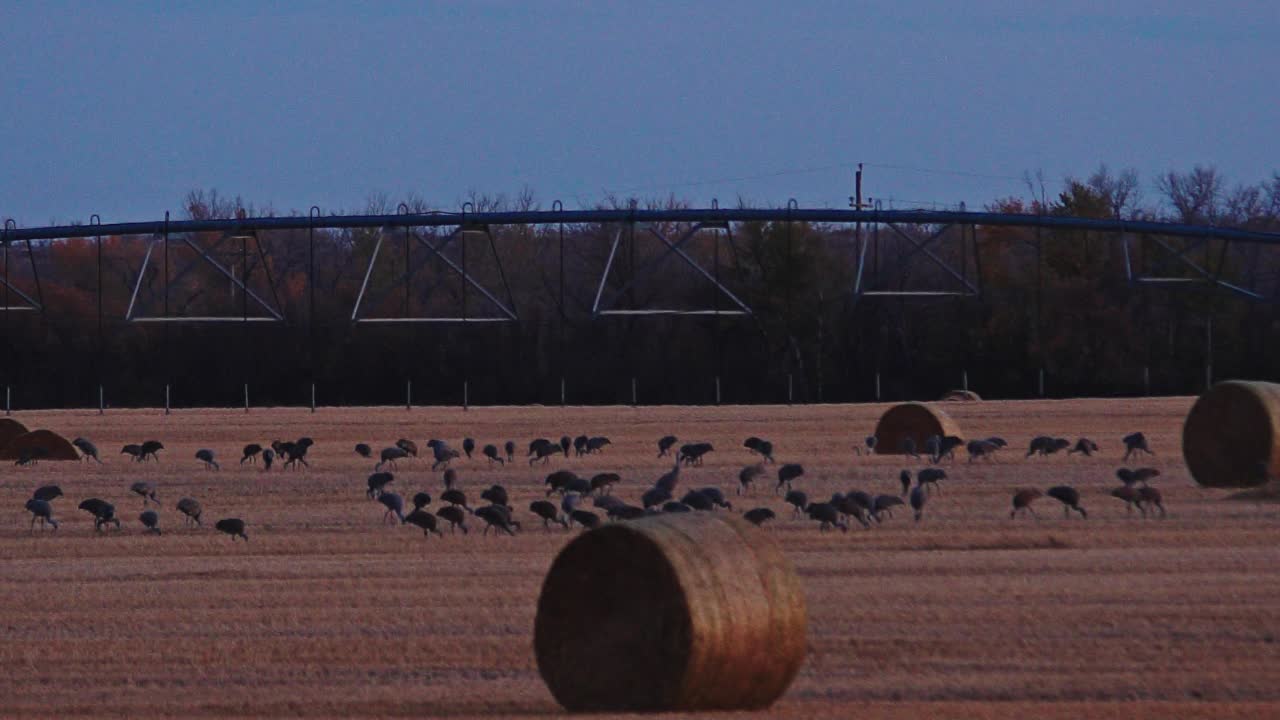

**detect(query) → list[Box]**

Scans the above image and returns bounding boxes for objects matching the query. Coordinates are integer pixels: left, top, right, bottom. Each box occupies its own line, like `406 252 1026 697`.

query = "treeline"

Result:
3 165 1280 409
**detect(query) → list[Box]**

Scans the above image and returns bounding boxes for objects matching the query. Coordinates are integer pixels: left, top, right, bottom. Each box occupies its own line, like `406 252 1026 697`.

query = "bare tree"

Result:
1157 166 1223 224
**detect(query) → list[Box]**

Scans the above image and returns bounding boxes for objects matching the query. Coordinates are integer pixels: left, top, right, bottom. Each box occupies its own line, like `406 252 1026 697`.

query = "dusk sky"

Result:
1 1 1275 226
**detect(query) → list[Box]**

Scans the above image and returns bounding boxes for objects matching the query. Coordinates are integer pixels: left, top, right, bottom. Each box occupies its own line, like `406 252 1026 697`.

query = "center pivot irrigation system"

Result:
2 203 1279 410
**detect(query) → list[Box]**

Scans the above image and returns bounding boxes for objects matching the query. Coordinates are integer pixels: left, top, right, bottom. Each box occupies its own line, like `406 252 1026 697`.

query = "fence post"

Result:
631 377 637 407
875 372 881 401
406 380 412 411
1038 368 1045 398
311 382 316 412
244 383 249 413
463 380 469 411
962 370 968 392
165 384 170 415
787 374 793 404
715 376 721 405
560 377 566 407
99 385 104 415
1143 366 1150 396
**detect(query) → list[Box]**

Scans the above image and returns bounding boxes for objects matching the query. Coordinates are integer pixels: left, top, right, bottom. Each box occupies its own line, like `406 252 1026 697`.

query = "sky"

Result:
1 1 1276 226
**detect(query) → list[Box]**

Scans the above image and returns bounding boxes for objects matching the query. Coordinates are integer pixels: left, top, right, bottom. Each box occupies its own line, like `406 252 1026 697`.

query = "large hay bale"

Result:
0 429 80 461
873 402 964 455
0 418 29 449
940 389 982 402
1183 380 1280 488
534 512 806 713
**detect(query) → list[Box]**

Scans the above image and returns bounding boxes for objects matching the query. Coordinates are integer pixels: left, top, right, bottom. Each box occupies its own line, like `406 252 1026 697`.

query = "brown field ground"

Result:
2 398 1280 719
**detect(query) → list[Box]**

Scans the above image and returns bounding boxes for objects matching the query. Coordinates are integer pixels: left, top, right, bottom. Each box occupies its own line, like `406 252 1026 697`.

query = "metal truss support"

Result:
1 219 44 312
1121 233 1262 301
591 220 752 317
350 220 519 323
125 226 285 322
854 222 981 298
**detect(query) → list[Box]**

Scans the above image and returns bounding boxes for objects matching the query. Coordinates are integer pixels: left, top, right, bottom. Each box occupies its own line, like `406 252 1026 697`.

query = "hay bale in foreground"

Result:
873 402 963 455
1183 380 1280 488
0 429 80 461
0 418 29 449
940 389 982 402
534 512 806 713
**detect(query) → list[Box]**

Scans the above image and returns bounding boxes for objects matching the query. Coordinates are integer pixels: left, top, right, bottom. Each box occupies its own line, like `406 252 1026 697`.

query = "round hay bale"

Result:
1183 380 1280 488
534 512 806 713
940 389 982 402
0 417 29 449
0 429 80 461
873 402 963 455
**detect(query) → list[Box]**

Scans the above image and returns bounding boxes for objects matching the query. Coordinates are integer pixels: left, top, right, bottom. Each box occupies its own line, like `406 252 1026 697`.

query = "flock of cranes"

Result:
16 424 1170 540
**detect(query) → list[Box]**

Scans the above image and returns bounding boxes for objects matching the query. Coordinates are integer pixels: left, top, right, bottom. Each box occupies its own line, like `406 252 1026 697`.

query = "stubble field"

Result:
2 397 1279 719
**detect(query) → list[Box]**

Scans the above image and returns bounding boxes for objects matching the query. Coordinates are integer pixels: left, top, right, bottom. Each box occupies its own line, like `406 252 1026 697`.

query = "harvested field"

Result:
2 397 1280 718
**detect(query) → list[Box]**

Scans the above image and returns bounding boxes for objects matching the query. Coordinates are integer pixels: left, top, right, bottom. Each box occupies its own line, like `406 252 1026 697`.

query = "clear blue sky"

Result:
1 1 1275 225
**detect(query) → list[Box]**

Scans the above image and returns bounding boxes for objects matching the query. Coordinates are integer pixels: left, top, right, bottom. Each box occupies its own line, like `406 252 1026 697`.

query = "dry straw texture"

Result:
874 402 963 455
940 389 982 402
0 417 29 448
534 512 807 713
1183 380 1280 488
0 428 80 461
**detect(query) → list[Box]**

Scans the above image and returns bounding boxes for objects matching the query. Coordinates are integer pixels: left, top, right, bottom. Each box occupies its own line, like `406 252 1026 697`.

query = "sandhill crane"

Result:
843 490 874 517
917 468 947 495
140 440 164 462
354 443 372 459
657 435 678 457
14 447 48 466
738 464 765 495
680 490 714 511
986 437 1009 448
1111 486 1142 516
241 444 263 464
480 485 510 508
590 473 620 496
283 438 311 469
909 485 927 522
396 438 419 458
477 505 518 535
830 494 870 529
530 500 567 530
776 463 804 494
967 440 1000 462
586 436 611 454
140 509 161 534
664 501 692 513
377 446 408 471
899 469 912 496
559 436 572 457
1010 489 1043 520
78 498 120 531
570 509 601 529
925 435 941 462
593 495 625 511
177 497 203 526
856 435 877 456
529 440 559 465
784 490 808 518
641 486 671 509
655 458 681 495
545 470 579 497
436 505 469 534
872 494 904 521
1123 432 1153 461
504 440 515 463
405 493 429 514
367 472 394 499
743 507 775 526
807 503 847 532
900 437 919 459
560 493 582 517
1027 436 1071 457
195 449 220 470
482 444 504 465
25 498 58 531
377 493 405 524
607 504 646 520
1069 438 1099 456
1046 485 1087 518
130 481 159 507
215 518 248 541
573 435 589 457
1117 467 1160 487
936 436 964 462
698 487 732 510
1137 486 1166 517
679 442 714 466
404 509 443 537
462 438 476 459
32 485 63 502
261 448 275 470
441 488 472 513
121 444 144 462
73 437 104 464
